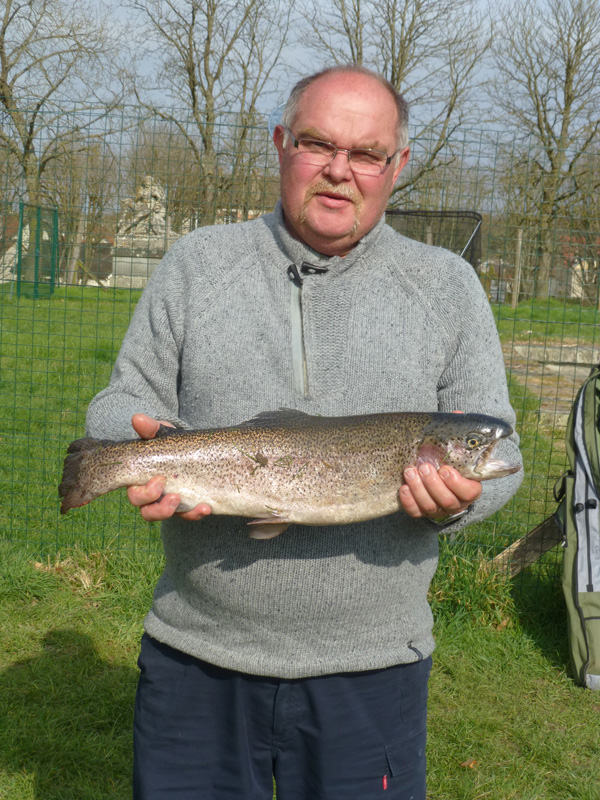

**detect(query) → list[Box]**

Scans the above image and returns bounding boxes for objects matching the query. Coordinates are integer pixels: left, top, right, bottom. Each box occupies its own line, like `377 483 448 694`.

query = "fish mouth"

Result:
473 441 521 479
476 458 522 478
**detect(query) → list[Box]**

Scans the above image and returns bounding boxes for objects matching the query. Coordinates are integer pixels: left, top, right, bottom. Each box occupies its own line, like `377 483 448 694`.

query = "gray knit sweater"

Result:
86 202 522 678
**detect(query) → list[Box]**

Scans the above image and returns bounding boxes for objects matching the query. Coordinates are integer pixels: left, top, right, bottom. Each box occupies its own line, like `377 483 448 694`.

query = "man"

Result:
87 65 522 799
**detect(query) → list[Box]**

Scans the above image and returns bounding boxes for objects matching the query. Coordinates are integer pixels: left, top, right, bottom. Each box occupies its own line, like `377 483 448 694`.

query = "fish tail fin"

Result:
59 437 107 514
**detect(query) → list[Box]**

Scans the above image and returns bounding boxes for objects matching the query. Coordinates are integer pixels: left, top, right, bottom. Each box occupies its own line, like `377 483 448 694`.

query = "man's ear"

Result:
273 125 286 165
392 147 410 183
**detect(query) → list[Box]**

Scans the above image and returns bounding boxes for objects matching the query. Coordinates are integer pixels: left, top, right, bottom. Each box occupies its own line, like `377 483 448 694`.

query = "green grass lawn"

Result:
1 543 599 800
2 287 600 798
0 284 150 554
492 295 600 346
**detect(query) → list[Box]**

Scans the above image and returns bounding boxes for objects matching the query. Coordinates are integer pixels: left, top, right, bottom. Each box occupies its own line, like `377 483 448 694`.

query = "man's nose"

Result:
322 150 353 181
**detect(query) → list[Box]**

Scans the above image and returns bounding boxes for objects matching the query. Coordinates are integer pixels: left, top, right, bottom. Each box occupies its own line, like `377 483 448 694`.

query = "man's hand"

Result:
127 413 212 522
399 464 482 522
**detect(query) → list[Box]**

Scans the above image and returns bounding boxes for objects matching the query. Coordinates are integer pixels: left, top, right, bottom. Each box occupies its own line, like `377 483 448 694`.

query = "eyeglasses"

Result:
281 126 397 176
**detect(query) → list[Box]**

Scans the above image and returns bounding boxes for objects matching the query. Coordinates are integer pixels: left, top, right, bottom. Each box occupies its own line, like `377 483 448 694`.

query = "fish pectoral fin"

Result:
247 518 290 540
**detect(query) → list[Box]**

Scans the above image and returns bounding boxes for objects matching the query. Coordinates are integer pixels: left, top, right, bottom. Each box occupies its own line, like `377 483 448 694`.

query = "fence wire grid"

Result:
1 105 600 584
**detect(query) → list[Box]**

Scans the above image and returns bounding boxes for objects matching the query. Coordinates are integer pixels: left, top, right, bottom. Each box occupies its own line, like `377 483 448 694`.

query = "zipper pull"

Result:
287 264 303 287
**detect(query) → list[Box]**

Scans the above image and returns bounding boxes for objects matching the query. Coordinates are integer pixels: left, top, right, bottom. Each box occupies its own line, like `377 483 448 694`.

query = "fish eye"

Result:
465 433 483 449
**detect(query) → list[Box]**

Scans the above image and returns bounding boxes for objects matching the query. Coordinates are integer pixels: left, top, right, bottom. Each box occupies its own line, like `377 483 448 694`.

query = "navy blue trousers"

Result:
133 634 430 800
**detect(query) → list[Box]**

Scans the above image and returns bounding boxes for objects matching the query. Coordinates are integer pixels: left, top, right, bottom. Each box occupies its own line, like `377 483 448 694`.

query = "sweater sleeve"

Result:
432 258 523 532
85 243 189 440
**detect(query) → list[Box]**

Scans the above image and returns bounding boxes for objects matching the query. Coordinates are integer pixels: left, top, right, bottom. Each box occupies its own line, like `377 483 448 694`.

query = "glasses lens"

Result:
296 138 336 165
294 136 388 175
349 150 387 175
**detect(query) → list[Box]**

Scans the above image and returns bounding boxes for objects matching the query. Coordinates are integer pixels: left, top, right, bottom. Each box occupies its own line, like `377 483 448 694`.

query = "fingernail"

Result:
169 496 180 508
419 464 430 476
405 467 416 480
439 468 451 480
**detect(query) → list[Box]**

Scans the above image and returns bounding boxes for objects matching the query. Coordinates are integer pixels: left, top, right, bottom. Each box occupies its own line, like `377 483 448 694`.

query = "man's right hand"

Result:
126 413 212 522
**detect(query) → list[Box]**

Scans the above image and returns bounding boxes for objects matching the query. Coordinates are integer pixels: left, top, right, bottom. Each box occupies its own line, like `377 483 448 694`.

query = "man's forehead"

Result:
318 72 394 99
293 73 398 127
293 105 397 152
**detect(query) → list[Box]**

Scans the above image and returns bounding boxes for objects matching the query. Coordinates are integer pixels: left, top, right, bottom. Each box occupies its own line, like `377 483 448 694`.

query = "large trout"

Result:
59 409 520 537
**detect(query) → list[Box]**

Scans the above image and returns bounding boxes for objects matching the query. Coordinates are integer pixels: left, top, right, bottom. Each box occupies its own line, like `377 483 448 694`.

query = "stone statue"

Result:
116 176 172 238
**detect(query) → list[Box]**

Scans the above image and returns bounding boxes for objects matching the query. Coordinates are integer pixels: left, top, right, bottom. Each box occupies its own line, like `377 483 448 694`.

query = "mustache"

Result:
304 181 361 205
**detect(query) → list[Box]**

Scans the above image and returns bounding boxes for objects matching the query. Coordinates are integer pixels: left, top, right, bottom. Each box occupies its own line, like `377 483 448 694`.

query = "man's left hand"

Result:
399 464 482 522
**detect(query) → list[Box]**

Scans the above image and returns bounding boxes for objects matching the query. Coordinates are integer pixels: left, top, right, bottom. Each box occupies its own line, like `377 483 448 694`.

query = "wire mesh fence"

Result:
1 105 599 583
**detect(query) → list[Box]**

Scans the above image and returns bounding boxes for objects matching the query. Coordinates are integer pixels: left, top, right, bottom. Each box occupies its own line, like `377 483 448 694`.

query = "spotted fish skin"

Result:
58 410 520 531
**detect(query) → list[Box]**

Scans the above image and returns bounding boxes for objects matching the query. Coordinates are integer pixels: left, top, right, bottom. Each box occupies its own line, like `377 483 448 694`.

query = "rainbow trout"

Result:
59 409 520 537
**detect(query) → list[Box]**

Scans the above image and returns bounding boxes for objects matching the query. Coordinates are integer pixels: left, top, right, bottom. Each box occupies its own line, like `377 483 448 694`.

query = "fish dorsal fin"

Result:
155 424 181 438
237 408 317 429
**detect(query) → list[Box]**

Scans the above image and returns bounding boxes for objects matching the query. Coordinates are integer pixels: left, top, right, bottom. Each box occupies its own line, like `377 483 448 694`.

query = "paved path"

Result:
503 341 599 429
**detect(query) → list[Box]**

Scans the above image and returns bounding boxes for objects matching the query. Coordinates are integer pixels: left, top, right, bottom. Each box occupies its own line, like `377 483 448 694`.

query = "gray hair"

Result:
280 65 409 156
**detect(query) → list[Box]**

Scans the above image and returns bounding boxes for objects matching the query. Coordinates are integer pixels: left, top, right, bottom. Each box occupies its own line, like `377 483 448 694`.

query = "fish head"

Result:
415 413 521 481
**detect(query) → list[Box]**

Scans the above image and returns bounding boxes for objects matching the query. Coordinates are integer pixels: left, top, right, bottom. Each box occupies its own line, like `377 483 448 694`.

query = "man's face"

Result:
273 72 409 257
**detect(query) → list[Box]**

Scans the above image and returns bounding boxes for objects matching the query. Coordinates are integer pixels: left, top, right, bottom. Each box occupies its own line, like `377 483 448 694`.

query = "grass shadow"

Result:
509 564 572 674
0 628 138 799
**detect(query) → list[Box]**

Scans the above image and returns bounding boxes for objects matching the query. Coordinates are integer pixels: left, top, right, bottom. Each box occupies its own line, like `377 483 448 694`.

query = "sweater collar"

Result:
262 200 387 275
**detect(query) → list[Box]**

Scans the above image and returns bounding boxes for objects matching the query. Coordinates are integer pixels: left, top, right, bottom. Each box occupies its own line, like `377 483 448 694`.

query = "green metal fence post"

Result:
51 206 58 291
16 200 23 298
34 204 41 299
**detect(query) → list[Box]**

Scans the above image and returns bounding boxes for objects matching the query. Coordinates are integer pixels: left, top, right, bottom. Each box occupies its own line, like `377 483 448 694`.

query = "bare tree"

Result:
119 119 203 233
555 145 600 304
131 0 292 224
489 0 600 298
299 0 492 205
0 0 129 281
0 139 21 209
41 141 119 283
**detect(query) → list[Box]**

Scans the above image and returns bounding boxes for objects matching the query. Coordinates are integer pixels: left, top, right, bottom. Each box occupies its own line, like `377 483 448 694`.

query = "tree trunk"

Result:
20 206 41 284
66 215 87 285
536 248 552 300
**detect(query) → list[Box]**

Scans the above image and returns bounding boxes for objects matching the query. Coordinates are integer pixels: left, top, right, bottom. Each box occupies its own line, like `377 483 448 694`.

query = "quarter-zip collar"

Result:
253 201 389 401
261 201 388 276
